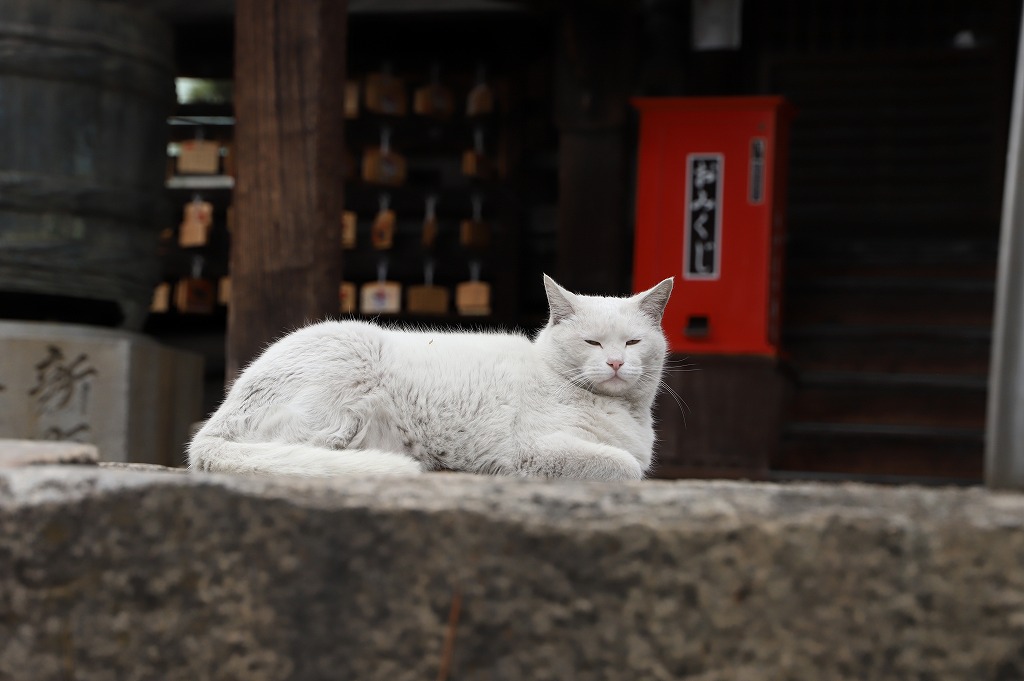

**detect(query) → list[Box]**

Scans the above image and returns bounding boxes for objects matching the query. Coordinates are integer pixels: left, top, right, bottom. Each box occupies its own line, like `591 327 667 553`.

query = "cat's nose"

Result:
607 359 624 372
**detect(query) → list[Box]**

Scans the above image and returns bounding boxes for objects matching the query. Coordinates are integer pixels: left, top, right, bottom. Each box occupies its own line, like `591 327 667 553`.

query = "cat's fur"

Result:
188 275 674 480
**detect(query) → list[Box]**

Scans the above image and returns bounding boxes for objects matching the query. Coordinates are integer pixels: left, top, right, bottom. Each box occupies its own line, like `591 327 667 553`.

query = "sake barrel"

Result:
0 0 174 328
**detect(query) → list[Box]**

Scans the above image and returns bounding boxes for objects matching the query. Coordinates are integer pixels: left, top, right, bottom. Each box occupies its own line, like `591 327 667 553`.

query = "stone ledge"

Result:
0 438 98 467
1 467 1023 680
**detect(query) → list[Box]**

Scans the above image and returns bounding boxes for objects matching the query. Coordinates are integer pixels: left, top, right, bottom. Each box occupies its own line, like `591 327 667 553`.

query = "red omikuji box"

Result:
632 96 793 357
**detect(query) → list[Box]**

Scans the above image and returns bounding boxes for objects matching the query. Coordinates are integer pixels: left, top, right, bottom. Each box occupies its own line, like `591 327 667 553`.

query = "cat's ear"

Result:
543 274 577 325
634 277 674 322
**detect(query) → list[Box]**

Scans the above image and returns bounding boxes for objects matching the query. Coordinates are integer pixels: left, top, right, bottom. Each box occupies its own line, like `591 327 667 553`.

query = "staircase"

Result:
775 237 996 482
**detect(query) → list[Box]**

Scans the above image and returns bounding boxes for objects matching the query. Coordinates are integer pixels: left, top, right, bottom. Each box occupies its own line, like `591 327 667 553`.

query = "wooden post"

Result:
554 4 638 296
229 0 347 381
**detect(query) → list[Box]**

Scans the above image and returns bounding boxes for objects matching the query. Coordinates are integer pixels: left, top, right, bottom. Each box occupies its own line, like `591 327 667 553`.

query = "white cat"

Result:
188 274 674 481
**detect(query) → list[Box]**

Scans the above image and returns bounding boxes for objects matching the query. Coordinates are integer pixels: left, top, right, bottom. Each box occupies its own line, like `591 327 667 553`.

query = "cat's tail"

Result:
188 435 423 477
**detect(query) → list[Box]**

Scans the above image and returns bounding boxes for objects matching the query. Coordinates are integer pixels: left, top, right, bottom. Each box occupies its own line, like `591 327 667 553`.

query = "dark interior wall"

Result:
750 0 1021 239
634 0 1021 236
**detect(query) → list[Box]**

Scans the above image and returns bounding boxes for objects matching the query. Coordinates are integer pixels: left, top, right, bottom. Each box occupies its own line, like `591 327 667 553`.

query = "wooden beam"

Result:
229 0 347 380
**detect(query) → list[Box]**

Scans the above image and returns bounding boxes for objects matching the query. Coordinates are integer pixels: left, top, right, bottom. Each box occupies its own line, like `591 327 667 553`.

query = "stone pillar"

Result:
0 321 202 465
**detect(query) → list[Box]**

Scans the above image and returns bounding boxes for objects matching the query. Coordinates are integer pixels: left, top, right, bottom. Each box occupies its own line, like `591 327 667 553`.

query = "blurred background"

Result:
0 0 1018 485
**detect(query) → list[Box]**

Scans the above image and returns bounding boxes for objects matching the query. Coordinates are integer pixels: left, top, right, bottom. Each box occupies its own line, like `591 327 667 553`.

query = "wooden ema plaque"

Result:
422 214 439 249
177 139 220 175
467 83 494 117
362 147 406 186
407 285 449 314
342 211 357 249
414 84 454 118
456 281 491 316
413 66 453 119
339 282 356 314
460 195 489 250
344 80 360 119
217 276 231 306
462 127 490 179
179 199 214 248
422 195 439 249
361 260 400 314
371 201 395 250
407 260 447 314
360 281 401 314
175 278 214 315
461 150 491 179
364 72 407 116
150 282 171 313
460 219 489 250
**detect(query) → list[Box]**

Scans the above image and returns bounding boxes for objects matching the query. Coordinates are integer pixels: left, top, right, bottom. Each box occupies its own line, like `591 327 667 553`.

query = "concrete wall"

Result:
0 321 202 465
1 465 1023 680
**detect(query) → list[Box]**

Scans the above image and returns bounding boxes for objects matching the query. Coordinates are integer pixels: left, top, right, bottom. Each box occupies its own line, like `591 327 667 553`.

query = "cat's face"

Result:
538 275 673 398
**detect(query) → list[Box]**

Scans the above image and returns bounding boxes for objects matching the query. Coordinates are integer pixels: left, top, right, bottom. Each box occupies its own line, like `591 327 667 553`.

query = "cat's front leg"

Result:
516 433 644 481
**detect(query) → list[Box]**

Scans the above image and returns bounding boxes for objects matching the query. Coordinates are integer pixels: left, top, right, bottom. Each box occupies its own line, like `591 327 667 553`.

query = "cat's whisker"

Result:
662 361 700 369
630 369 690 424
657 380 689 426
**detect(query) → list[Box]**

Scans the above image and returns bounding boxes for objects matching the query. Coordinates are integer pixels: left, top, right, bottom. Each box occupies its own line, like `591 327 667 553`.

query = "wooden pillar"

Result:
554 3 638 295
229 0 347 380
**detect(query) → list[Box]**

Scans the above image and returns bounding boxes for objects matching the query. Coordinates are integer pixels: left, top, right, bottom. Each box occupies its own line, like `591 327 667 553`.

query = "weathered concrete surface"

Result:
1 467 1023 681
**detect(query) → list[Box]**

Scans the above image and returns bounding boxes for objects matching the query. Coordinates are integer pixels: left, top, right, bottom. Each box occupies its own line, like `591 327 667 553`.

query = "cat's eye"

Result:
626 339 641 346
584 340 602 347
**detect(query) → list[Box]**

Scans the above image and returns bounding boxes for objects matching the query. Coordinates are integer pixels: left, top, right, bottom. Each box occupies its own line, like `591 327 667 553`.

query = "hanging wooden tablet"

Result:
371 195 395 250
462 127 490 179
456 261 491 316
460 194 490 250
339 281 357 314
466 64 495 117
365 68 407 116
175 257 215 314
342 210 358 249
422 194 439 249
177 139 221 175
150 282 171 313
345 80 360 119
175 279 214 314
362 127 407 186
217 276 232 306
360 260 401 314
407 260 449 315
413 63 454 119
178 196 214 247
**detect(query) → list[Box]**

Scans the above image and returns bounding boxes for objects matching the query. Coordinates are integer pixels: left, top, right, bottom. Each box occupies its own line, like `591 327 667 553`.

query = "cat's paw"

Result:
610 456 645 481
582 451 644 482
